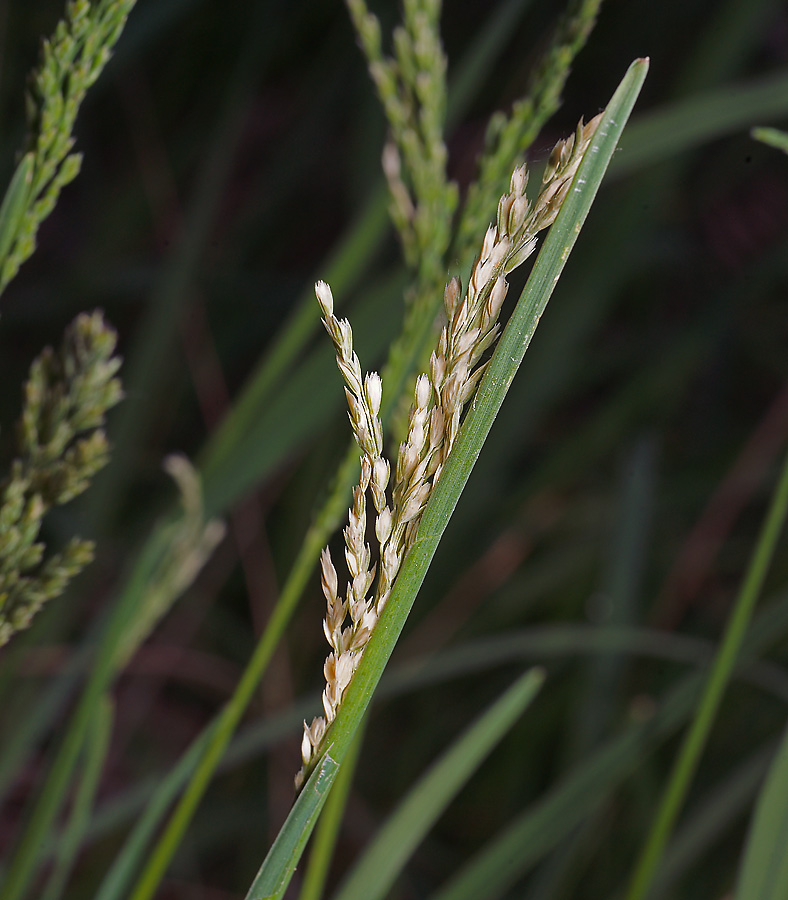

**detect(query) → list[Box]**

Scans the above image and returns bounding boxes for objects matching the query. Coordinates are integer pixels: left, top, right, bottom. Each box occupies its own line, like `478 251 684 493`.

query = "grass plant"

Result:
0 1 787 899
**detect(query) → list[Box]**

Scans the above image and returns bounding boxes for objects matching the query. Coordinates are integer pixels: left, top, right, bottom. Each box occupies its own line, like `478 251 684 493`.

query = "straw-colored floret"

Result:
296 113 602 789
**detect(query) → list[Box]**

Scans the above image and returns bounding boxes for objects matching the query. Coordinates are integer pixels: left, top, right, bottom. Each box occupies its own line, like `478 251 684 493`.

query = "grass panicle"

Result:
456 0 603 250
0 311 122 647
298 111 604 787
0 0 137 295
112 455 226 671
346 0 457 281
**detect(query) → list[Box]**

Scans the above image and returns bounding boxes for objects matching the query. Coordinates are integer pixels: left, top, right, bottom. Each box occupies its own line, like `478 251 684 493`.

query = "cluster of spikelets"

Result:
296 112 603 788
0 311 123 647
0 0 137 294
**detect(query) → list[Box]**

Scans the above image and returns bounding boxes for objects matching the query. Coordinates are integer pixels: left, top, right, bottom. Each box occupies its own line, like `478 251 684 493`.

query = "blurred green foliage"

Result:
0 311 121 646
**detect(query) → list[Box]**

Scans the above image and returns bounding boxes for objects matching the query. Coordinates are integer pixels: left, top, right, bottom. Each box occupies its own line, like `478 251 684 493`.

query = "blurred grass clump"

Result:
0 0 787 899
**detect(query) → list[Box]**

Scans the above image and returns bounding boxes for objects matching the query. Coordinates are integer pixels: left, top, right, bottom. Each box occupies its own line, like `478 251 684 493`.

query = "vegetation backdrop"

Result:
0 1 787 899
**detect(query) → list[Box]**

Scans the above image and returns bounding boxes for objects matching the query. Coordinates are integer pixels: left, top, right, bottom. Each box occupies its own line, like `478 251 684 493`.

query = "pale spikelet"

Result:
375 504 393 544
315 279 334 316
298 281 396 787
320 547 338 606
371 457 390 512
297 113 602 789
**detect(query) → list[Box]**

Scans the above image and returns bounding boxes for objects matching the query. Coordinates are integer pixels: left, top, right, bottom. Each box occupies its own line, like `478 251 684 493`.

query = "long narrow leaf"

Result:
244 755 340 900
734 723 788 900
92 720 221 900
298 723 366 900
40 697 113 900
331 669 545 900
242 57 649 900
625 445 788 900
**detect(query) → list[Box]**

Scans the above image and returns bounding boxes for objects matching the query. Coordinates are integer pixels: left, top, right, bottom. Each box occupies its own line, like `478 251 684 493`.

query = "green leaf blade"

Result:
332 669 545 900
244 755 340 900
734 724 788 900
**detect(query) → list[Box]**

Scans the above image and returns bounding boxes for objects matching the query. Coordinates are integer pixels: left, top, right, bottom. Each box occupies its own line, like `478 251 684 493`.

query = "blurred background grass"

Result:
0 0 787 898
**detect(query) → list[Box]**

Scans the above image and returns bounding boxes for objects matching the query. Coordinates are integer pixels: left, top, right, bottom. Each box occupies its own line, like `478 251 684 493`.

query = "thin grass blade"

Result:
298 723 366 900
39 697 113 900
751 125 788 154
733 723 788 900
624 446 788 900
243 755 340 900
331 669 545 900
92 720 221 900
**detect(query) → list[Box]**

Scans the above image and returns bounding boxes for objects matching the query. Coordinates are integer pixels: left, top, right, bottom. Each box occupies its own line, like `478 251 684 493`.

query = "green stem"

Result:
40 697 113 900
624 445 788 900
125 520 326 900
0 535 165 900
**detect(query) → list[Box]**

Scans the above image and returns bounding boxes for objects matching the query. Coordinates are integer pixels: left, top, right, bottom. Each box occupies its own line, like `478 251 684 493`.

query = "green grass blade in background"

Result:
609 68 788 178
524 438 656 900
88 6 270 530
200 0 540 500
429 681 699 900
240 57 648 900
446 0 535 123
734 723 788 900
92 720 221 900
624 446 788 900
331 669 544 900
751 125 788 154
571 437 655 756
655 741 778 896
676 0 784 90
0 533 168 900
0 640 92 808
428 594 788 900
40 697 113 900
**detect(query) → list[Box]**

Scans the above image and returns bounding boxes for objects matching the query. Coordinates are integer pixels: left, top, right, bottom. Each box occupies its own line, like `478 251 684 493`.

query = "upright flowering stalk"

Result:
296 113 603 788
